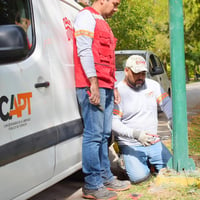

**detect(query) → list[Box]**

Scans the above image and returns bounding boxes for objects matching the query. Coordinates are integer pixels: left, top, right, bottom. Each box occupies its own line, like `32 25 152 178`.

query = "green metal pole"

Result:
167 0 195 171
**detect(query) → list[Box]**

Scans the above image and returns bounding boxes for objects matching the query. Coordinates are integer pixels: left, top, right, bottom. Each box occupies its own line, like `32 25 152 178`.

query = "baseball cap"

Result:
125 55 148 73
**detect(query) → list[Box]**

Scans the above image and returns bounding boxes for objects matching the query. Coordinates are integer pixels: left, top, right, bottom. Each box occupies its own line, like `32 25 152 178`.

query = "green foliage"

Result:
107 0 200 80
107 0 155 50
148 0 170 69
184 0 200 79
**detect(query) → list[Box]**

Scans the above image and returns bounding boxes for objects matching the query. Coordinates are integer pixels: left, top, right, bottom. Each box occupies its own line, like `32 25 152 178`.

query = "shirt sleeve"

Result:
74 10 96 78
156 85 173 119
112 104 134 138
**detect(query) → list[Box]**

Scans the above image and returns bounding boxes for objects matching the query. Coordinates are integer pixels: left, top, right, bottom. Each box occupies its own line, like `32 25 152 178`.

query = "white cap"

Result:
125 55 148 73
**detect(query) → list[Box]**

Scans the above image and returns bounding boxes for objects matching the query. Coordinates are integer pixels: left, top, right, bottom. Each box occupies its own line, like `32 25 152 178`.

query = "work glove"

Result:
133 130 154 146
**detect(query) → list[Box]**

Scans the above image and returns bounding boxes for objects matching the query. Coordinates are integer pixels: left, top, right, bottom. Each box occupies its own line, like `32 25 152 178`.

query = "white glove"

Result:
133 131 154 146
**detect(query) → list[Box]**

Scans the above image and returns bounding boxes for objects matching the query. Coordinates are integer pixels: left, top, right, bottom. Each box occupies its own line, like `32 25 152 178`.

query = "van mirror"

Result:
0 25 29 64
150 66 164 76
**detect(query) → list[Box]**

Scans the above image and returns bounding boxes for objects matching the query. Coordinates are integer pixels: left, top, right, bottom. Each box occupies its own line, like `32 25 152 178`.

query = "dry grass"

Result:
188 111 200 156
117 176 200 200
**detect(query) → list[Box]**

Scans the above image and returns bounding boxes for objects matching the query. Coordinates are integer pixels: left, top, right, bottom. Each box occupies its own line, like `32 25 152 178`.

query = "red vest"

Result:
73 7 117 89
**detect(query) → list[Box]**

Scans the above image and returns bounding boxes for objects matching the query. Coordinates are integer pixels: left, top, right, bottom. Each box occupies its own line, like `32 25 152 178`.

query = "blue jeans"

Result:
76 88 114 190
120 142 172 183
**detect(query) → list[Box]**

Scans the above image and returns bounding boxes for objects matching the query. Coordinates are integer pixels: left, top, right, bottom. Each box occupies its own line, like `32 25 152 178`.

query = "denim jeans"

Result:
76 88 114 190
120 142 172 183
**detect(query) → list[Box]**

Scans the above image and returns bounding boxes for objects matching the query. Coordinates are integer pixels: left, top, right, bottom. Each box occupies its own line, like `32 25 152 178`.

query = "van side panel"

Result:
0 149 55 200
0 0 56 198
0 0 83 199
47 0 83 175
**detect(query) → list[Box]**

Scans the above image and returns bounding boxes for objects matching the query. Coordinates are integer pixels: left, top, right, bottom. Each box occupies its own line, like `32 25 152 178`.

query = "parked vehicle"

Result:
0 0 83 199
115 50 171 96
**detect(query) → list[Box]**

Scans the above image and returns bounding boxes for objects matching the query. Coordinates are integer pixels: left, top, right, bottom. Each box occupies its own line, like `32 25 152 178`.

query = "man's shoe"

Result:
104 179 131 192
82 186 117 200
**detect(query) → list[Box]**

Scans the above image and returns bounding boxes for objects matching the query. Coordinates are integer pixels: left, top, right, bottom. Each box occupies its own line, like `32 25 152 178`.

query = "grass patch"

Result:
117 176 200 199
188 113 200 155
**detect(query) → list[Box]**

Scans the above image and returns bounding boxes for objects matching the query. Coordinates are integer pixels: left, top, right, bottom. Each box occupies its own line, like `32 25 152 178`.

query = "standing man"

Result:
73 0 130 199
112 55 172 184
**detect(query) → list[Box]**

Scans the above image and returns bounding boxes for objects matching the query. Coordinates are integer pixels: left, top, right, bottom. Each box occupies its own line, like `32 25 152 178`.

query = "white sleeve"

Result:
112 104 134 138
161 96 172 120
74 10 96 78
157 86 173 119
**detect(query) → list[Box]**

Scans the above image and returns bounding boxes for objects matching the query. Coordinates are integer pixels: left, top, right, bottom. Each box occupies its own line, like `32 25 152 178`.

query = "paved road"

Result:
186 81 200 113
29 82 200 200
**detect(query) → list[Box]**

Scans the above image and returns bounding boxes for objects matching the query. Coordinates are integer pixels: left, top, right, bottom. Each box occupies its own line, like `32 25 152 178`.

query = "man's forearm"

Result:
80 56 96 78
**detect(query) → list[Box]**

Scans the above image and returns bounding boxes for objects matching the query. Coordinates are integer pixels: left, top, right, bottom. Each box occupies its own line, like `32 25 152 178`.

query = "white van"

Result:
0 0 83 200
115 50 171 96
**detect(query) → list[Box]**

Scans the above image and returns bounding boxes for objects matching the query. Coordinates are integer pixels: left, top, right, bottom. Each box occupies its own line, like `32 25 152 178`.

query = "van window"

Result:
0 0 33 48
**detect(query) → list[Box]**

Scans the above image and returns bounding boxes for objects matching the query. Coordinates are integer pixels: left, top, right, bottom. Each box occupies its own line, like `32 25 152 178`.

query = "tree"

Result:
107 0 155 50
108 0 200 80
108 0 171 74
148 0 170 71
184 0 200 80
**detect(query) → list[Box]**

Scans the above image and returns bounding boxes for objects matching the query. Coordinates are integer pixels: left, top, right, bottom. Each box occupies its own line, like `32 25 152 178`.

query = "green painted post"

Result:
167 0 195 171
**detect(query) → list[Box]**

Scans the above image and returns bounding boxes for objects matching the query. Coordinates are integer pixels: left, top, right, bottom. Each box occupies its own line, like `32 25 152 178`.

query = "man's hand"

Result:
138 131 154 146
133 131 154 146
88 77 100 105
114 88 121 104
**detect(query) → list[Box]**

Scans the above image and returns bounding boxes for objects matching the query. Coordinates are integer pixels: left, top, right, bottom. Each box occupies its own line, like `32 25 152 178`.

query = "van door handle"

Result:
34 81 50 88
